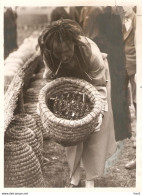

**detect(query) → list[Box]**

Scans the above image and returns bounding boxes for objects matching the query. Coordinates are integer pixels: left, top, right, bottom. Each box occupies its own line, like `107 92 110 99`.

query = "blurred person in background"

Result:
51 7 71 22
51 6 80 23
51 6 81 24
80 6 103 39
4 7 18 59
80 6 132 143
122 6 136 170
122 6 136 115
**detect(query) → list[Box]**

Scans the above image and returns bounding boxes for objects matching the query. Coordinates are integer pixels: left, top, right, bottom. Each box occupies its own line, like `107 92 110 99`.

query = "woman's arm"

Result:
86 37 108 114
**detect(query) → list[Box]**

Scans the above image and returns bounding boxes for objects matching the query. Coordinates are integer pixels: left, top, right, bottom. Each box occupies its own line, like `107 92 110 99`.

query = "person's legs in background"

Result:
125 74 136 169
129 74 136 147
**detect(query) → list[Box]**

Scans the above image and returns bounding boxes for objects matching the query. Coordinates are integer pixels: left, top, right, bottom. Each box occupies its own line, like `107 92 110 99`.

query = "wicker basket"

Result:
5 126 43 165
24 103 49 139
39 77 103 146
32 114 50 139
24 88 40 103
9 113 43 149
24 102 38 114
29 79 47 88
4 141 44 187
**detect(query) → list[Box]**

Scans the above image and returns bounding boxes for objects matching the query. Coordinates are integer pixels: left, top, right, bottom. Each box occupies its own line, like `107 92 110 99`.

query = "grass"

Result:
41 132 136 188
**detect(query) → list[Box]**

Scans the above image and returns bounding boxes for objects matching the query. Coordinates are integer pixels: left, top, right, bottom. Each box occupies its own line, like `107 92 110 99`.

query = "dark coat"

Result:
123 11 136 76
4 7 17 59
93 9 132 141
51 7 82 24
51 7 71 22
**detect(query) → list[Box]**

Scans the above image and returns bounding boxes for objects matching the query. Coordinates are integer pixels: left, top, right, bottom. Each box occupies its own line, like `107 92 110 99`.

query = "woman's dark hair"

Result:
38 19 91 75
38 19 83 52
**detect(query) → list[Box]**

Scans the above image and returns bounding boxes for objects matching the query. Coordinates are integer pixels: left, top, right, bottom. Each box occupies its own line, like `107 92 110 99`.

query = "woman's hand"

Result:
94 113 103 132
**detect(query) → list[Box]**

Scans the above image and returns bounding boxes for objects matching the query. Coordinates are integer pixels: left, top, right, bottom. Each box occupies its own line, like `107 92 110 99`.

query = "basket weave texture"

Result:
24 103 38 114
39 77 103 146
4 51 40 131
4 142 44 187
24 88 40 103
5 126 43 165
24 103 50 138
9 113 43 149
29 79 47 88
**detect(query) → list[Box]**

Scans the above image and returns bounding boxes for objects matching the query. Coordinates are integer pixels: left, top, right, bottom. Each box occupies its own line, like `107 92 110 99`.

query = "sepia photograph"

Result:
1 0 142 193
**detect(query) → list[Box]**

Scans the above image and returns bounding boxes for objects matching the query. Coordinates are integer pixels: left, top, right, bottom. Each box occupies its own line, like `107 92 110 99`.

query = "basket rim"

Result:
38 77 103 128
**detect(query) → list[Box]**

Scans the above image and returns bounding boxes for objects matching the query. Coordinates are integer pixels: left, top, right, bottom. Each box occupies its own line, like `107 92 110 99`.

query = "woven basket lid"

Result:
9 113 43 149
4 141 44 187
5 126 43 165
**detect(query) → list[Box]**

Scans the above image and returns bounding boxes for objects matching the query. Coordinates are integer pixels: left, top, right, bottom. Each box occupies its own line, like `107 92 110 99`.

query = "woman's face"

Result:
52 40 75 63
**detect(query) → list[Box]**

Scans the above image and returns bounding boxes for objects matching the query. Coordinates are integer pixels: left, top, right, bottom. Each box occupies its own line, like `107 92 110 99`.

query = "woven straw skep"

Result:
4 57 24 66
32 113 50 140
4 85 9 94
39 77 103 146
4 50 40 132
24 103 50 139
9 113 43 149
24 88 40 103
24 103 38 114
7 51 30 63
29 79 47 88
5 126 43 165
4 141 44 187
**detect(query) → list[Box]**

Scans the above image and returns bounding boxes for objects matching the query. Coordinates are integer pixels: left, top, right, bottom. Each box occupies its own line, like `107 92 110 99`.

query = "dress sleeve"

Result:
86 38 108 112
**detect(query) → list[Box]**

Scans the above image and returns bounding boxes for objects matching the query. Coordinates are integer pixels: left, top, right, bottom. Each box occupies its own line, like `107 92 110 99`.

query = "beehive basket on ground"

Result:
9 113 43 149
4 141 44 187
39 77 103 146
24 103 49 138
24 88 40 103
29 79 47 88
5 126 43 165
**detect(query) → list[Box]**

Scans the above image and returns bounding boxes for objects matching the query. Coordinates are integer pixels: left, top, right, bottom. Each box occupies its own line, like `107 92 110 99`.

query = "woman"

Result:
38 19 128 187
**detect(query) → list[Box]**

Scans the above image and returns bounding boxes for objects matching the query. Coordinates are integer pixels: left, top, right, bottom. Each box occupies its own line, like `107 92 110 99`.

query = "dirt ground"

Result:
17 25 136 188
41 120 136 188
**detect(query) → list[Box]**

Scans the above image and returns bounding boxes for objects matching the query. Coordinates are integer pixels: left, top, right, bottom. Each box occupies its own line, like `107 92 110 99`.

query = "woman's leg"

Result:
65 142 83 186
70 165 82 186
